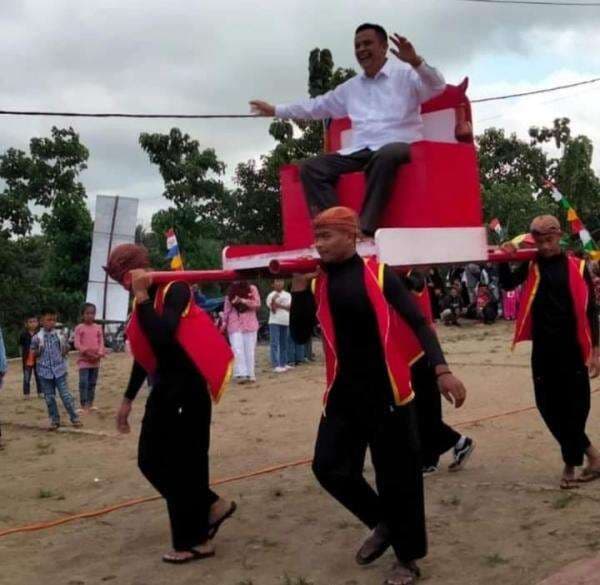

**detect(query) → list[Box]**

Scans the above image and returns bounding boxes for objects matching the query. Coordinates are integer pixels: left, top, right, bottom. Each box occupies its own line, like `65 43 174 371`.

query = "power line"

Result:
0 77 598 119
461 0 600 6
471 77 600 103
0 110 256 119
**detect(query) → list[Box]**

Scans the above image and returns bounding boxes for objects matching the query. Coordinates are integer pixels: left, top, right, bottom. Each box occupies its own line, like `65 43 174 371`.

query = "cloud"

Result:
1 0 599 224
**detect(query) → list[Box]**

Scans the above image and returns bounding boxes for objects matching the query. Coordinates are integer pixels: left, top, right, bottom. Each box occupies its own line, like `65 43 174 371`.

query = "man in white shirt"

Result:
266 279 292 372
250 23 446 237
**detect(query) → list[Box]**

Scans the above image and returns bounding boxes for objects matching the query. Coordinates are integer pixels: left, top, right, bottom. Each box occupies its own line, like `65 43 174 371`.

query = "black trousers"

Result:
312 398 426 562
532 350 591 467
23 365 41 396
138 385 219 551
412 357 461 467
299 143 411 235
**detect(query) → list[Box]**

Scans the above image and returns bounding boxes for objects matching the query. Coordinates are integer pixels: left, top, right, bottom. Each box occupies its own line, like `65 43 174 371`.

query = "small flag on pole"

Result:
165 228 184 270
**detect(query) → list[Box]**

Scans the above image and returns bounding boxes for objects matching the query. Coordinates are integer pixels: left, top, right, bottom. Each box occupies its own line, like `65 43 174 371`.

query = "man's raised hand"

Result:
249 100 276 117
389 34 422 68
291 271 319 292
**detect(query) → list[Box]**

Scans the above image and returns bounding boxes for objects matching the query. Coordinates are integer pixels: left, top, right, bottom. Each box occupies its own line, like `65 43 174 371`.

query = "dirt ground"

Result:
0 320 599 585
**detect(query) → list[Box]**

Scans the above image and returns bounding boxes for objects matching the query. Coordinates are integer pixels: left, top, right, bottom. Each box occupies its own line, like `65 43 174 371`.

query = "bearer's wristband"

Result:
436 370 453 379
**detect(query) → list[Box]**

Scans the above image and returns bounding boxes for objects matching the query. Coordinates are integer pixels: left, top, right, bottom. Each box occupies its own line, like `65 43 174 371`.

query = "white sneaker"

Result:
273 367 286 373
284 365 294 371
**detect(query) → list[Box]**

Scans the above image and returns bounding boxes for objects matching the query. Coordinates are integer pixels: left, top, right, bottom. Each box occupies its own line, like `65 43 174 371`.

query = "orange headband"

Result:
313 206 360 237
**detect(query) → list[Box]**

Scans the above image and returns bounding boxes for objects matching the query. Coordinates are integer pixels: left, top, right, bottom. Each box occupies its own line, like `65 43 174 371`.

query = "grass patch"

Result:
552 493 576 510
282 576 313 585
440 495 461 507
37 489 55 499
37 488 64 500
483 553 510 567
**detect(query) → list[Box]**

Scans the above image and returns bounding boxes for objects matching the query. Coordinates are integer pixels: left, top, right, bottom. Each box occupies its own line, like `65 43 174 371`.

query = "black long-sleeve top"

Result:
124 282 207 402
19 330 35 366
290 255 446 412
499 254 599 362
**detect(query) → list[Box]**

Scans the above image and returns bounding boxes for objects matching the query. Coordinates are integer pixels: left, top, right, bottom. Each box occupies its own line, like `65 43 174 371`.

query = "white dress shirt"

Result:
275 59 445 155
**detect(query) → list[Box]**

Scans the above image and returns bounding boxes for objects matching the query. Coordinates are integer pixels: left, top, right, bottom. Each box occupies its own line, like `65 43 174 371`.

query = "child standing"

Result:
31 308 82 431
74 303 106 413
19 316 41 398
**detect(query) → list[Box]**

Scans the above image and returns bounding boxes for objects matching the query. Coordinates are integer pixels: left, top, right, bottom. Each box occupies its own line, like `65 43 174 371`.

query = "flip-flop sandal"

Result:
208 501 237 540
560 478 580 490
162 548 215 564
578 468 600 483
384 562 421 585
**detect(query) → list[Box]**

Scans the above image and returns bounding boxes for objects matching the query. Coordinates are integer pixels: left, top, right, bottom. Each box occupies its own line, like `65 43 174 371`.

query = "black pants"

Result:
532 350 591 467
299 143 411 235
138 385 219 551
412 357 461 467
23 365 41 396
312 400 426 562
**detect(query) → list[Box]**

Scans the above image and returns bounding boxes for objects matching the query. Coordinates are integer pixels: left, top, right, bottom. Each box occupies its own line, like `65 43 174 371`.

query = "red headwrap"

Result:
313 206 360 237
103 244 151 284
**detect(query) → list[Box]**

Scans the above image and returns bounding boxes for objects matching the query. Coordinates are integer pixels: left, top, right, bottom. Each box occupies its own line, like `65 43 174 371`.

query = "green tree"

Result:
530 118 600 237
0 127 91 354
0 126 89 236
477 127 548 192
139 128 228 267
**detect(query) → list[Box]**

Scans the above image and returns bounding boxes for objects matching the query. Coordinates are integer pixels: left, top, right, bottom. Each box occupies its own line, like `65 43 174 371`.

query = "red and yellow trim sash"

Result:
313 257 422 410
126 281 233 403
513 256 592 363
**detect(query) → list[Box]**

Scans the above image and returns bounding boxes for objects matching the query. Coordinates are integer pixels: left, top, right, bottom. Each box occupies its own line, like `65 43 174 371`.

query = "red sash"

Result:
313 257 423 410
513 256 592 364
126 282 233 403
406 270 434 326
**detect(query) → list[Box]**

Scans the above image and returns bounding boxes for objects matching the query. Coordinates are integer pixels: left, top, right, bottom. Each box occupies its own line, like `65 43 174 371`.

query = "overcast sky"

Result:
2 0 599 226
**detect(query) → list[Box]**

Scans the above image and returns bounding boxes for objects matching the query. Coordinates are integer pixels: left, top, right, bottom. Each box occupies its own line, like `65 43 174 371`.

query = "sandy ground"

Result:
0 320 599 585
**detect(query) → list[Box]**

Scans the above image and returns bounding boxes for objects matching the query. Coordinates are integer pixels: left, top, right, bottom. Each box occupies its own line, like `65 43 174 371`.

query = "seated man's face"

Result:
354 29 387 76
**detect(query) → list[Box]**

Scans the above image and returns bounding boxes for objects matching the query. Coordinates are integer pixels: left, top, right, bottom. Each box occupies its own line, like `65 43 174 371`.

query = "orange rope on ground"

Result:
0 387 597 540
0 458 312 539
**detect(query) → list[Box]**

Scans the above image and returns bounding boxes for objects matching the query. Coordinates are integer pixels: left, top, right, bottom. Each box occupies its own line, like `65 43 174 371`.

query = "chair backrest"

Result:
324 77 473 153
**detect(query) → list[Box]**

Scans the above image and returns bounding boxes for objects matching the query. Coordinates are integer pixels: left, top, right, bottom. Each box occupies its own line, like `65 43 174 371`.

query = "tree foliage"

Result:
478 118 600 242
0 127 92 355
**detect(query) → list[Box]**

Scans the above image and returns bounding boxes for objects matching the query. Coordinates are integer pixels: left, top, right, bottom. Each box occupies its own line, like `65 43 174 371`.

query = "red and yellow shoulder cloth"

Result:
513 256 592 364
126 282 233 403
406 270 434 326
312 256 423 410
